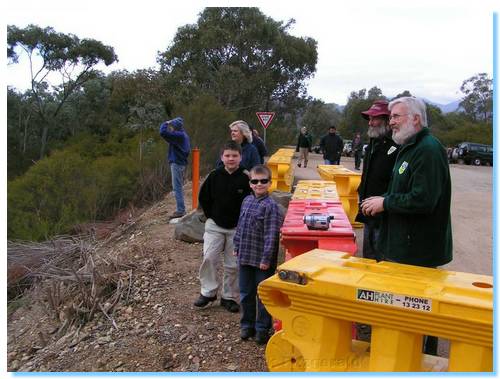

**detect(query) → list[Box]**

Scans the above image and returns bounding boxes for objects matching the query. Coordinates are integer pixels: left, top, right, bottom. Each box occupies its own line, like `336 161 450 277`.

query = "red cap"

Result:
361 100 390 120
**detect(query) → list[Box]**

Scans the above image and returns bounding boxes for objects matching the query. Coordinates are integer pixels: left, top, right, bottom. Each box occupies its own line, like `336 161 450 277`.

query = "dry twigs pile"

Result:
8 236 134 336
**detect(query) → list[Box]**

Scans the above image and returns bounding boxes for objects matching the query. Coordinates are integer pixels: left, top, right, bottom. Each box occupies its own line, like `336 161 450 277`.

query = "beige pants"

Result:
198 218 239 301
297 147 309 166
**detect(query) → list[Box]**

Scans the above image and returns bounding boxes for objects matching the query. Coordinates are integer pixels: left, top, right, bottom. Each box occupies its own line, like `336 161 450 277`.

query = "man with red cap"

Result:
354 99 399 343
355 100 399 260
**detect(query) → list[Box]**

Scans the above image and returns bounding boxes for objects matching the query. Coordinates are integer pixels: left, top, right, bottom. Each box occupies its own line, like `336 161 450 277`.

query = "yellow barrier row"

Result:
292 180 339 200
267 148 295 192
259 250 493 372
317 165 362 227
274 148 296 158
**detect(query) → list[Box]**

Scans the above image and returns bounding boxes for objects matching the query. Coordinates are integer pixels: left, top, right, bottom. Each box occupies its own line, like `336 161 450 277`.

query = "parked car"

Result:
342 140 352 157
453 142 493 166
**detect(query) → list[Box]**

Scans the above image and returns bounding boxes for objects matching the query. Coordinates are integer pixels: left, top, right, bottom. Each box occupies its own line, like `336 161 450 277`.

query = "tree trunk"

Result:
23 114 31 154
40 125 49 159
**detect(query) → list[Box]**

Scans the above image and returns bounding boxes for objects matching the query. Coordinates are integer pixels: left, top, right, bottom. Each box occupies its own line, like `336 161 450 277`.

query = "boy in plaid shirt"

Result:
233 165 283 345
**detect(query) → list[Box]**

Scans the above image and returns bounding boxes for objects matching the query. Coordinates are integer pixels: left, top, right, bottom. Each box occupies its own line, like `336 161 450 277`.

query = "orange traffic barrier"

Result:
192 147 200 209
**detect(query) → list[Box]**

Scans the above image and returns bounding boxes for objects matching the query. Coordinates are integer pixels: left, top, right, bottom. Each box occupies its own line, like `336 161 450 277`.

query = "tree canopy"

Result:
158 7 318 114
459 73 493 123
8 24 118 158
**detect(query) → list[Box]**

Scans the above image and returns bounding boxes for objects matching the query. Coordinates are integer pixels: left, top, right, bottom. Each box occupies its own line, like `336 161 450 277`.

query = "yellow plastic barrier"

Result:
317 166 362 227
267 153 294 192
292 180 339 200
274 148 296 158
317 165 361 196
259 249 493 372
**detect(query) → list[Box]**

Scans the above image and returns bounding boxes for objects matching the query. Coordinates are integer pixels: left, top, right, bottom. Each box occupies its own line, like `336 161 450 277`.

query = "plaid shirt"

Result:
234 193 283 268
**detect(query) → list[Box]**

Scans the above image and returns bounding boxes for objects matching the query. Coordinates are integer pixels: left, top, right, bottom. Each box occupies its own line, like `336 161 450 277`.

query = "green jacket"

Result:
378 128 452 267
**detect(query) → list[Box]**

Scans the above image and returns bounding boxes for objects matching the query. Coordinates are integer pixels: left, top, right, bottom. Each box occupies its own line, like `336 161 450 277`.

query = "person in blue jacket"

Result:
159 116 191 219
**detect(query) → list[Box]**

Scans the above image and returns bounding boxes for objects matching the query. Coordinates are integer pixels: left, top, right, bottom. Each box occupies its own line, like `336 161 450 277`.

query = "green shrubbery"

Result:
7 129 163 241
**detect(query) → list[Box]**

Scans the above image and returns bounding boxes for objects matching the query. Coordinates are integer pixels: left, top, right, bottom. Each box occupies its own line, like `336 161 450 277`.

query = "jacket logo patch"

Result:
387 146 397 155
398 161 408 174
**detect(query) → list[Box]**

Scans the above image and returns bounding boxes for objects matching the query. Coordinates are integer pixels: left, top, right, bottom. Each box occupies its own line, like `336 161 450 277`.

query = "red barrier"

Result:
281 200 357 259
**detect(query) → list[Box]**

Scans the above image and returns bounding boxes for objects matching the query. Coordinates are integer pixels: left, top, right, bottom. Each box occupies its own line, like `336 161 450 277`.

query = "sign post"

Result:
256 112 275 145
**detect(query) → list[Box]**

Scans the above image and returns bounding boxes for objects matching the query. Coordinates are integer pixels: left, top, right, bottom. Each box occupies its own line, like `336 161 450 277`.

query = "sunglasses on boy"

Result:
249 178 270 185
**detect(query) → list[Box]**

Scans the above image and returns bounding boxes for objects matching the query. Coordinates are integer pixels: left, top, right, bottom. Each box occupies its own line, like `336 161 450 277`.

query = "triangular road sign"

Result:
256 112 276 129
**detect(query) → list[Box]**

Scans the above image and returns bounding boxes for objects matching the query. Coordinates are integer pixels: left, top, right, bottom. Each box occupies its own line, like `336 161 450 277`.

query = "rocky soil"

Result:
7 185 268 372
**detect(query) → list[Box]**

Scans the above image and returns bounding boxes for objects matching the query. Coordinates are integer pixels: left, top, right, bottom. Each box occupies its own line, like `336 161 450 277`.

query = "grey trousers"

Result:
198 219 239 301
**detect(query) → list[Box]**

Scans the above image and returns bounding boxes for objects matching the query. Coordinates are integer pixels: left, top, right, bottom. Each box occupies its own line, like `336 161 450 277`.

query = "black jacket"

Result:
198 167 251 229
252 136 268 164
320 133 344 161
355 134 399 224
296 133 313 151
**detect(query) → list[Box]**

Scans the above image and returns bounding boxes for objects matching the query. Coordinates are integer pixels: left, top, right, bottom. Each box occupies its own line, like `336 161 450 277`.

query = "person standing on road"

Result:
159 116 191 220
194 141 252 313
360 96 452 355
320 126 344 165
295 127 313 168
355 100 399 260
352 131 364 170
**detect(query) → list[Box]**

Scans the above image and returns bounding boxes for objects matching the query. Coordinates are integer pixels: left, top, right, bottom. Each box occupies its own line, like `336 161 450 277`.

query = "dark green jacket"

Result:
378 128 452 267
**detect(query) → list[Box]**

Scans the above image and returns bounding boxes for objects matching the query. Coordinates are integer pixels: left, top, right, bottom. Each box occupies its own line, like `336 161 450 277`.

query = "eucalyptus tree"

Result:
7 24 118 158
157 7 317 116
341 87 388 138
459 73 493 124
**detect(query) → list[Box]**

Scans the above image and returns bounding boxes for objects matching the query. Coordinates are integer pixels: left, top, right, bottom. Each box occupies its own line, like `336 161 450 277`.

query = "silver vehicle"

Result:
343 140 352 157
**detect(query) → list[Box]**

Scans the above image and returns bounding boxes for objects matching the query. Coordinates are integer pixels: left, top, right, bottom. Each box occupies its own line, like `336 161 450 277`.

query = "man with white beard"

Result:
355 100 399 260
360 96 452 355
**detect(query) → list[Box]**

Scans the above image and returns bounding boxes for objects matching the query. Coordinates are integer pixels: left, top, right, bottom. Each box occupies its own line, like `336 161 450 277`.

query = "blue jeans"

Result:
170 163 186 213
324 158 340 165
239 264 274 332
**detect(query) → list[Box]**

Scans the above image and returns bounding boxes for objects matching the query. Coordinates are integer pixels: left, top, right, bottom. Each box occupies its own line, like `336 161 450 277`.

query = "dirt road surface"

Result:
293 151 493 275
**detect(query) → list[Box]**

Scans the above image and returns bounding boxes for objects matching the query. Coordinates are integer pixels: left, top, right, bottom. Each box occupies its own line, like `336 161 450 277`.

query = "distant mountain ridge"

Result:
423 99 461 113
327 99 461 114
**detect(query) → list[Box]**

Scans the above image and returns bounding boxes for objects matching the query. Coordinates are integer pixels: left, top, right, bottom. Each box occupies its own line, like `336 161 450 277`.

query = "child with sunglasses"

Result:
233 165 283 345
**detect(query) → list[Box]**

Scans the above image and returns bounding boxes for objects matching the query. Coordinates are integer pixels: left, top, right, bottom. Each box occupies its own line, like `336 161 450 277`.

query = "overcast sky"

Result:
4 0 498 105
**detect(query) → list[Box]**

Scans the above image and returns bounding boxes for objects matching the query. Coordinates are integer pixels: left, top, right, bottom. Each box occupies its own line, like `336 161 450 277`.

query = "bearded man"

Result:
360 97 453 355
355 100 399 260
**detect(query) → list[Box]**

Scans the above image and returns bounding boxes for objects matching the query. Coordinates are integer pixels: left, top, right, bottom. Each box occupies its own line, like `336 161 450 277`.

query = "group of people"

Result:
295 125 345 167
161 119 279 345
159 96 453 354
357 97 452 355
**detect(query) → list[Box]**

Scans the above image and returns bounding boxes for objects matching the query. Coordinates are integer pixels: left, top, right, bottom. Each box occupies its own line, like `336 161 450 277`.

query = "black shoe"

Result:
240 328 256 340
297 163 301 167
169 211 185 220
194 294 217 307
255 330 270 345
220 298 240 313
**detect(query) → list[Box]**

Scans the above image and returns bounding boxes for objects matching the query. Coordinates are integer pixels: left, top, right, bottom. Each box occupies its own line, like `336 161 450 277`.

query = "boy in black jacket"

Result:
194 141 251 313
